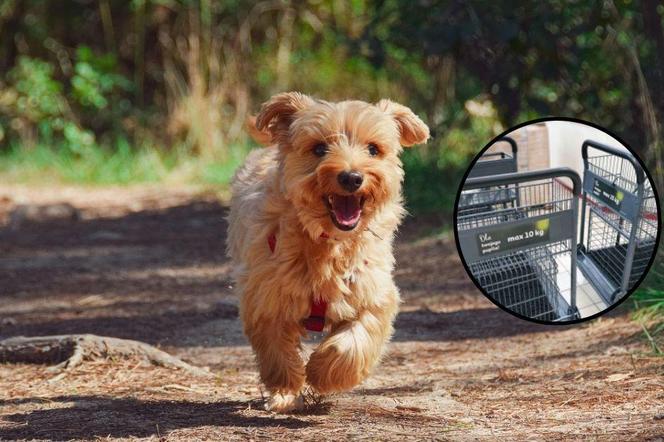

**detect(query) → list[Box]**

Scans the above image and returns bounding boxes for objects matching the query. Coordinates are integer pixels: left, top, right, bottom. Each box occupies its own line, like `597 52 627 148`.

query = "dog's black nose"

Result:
337 170 364 192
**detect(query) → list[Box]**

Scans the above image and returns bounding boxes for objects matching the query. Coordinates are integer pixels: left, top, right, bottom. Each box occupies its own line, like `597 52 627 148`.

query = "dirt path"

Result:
0 187 662 441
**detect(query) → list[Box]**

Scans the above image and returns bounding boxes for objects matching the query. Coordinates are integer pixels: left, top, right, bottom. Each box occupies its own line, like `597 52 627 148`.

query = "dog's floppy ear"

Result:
375 99 430 147
255 92 315 142
246 115 273 146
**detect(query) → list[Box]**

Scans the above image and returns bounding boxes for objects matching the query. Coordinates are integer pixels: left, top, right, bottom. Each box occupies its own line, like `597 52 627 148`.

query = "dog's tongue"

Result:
333 195 361 226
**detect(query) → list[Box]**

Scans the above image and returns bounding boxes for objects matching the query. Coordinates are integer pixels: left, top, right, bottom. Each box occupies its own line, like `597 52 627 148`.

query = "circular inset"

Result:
453 118 661 324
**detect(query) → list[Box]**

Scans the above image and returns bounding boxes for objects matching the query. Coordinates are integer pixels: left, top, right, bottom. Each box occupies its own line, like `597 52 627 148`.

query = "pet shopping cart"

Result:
456 168 581 322
458 137 519 216
577 140 659 304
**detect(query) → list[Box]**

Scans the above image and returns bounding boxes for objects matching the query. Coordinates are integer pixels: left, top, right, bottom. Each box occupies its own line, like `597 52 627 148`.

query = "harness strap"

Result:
267 231 328 332
267 233 277 253
303 298 327 332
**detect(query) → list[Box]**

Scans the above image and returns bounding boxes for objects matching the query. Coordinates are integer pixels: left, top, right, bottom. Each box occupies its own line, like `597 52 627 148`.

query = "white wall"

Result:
545 121 629 176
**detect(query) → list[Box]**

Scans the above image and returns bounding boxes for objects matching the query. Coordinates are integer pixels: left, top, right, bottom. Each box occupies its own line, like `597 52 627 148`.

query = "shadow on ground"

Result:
2 305 566 347
393 307 557 341
0 199 571 347
0 395 310 439
0 201 232 298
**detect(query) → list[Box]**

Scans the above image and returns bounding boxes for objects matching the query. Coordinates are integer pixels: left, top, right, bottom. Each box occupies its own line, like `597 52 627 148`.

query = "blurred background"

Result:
0 1 662 343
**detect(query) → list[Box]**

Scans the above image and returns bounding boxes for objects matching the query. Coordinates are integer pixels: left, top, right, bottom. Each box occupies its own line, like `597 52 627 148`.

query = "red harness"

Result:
268 232 328 332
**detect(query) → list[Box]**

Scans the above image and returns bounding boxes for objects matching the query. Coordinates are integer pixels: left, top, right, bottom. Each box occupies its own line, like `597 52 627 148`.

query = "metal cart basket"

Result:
577 140 659 304
457 168 582 321
458 137 519 216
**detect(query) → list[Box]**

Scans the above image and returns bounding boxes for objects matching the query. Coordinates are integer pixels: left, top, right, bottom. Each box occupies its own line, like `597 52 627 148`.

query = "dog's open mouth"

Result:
324 194 365 231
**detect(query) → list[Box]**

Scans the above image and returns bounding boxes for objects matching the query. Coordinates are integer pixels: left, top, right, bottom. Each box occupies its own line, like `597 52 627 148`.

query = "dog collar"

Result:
267 232 328 332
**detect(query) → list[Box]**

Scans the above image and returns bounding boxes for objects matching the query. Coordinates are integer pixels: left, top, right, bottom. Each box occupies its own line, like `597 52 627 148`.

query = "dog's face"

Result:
255 92 429 236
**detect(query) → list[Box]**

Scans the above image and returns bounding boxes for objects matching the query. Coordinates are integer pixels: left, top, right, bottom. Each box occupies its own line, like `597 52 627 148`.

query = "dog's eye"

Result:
313 143 328 157
368 143 380 157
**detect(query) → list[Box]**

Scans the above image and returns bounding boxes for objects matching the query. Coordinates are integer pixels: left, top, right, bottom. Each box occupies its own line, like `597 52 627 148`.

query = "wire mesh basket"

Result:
577 140 660 303
457 168 582 322
458 137 519 217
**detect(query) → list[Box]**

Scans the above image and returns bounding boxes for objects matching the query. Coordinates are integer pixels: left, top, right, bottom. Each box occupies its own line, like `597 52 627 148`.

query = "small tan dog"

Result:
226 92 429 412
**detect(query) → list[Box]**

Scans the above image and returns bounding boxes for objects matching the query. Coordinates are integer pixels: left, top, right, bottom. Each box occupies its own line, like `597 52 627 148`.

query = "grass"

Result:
0 141 464 218
0 141 250 186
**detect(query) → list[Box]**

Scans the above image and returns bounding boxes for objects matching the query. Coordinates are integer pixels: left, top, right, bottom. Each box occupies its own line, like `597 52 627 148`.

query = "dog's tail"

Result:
246 115 273 146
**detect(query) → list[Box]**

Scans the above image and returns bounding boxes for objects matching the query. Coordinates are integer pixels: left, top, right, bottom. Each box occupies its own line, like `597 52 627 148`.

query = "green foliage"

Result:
9 57 65 121
361 0 663 164
71 46 131 110
402 151 463 215
403 107 499 214
1 56 100 154
1 48 132 153
0 0 662 206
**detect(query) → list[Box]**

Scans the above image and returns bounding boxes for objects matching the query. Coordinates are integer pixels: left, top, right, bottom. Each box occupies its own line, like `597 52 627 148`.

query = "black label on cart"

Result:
591 179 624 211
476 218 551 256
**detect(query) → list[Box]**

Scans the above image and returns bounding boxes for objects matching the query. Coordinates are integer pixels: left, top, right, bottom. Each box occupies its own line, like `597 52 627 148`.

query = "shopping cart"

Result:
577 140 659 304
467 136 518 179
458 137 519 216
457 168 582 322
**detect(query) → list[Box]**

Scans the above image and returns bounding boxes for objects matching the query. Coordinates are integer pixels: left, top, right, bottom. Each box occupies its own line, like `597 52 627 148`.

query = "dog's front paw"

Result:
265 392 304 413
306 343 365 394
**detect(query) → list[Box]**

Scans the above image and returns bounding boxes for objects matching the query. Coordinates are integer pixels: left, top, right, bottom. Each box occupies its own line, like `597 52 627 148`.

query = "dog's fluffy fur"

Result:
227 92 429 412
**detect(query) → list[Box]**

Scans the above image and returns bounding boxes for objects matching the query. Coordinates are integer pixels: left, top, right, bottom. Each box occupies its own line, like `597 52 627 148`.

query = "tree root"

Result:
0 334 211 377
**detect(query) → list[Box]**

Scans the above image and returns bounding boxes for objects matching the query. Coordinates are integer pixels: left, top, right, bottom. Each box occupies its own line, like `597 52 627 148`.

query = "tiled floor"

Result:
555 254 607 318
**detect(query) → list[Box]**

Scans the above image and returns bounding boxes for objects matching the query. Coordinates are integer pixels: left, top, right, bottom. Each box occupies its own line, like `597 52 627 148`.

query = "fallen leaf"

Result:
396 405 424 412
605 372 634 382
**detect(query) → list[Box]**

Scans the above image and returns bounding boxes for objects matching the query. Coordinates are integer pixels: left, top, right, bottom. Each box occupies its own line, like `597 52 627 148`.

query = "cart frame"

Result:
457 167 582 322
577 140 658 304
467 136 518 179
459 137 520 215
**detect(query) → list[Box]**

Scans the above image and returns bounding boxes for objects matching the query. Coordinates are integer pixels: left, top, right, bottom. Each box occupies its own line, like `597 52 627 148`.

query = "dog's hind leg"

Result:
245 320 306 412
305 289 399 394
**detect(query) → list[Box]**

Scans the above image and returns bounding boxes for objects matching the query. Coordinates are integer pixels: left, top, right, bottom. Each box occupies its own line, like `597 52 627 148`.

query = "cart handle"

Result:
581 139 645 185
497 136 518 158
464 167 582 196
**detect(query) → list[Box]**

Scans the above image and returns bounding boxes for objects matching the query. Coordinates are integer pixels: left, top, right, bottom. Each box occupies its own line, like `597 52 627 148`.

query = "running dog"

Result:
226 92 429 412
